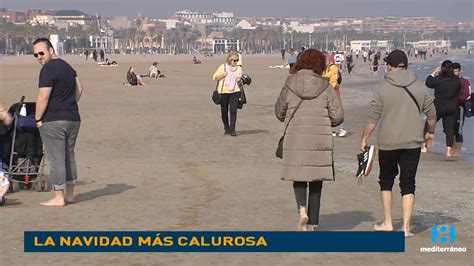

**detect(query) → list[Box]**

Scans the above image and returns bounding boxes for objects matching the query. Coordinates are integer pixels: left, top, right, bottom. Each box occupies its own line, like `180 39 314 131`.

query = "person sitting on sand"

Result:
192 57 202 64
148 62 165 78
99 58 118 66
127 66 146 86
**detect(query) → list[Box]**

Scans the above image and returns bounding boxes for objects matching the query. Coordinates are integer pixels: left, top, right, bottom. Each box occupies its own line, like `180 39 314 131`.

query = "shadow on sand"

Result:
74 183 135 204
394 211 460 234
318 211 376 230
237 129 269 136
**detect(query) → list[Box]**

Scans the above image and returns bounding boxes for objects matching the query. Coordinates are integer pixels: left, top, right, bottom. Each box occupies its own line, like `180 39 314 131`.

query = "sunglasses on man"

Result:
33 52 45 58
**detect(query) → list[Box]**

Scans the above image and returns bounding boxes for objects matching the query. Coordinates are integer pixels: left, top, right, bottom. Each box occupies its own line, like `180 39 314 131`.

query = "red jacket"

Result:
458 77 471 104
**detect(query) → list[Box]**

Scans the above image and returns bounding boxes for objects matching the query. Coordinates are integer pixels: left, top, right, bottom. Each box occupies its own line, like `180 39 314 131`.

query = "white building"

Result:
288 21 315 33
467 41 474 50
212 39 240 54
350 40 390 51
29 15 55 26
174 9 235 31
408 40 451 49
158 19 183 30
236 19 256 30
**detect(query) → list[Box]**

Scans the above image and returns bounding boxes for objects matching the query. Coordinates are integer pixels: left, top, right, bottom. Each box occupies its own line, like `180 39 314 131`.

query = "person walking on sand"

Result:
212 51 242 136
287 48 297 70
452 63 471 156
84 49 89 61
323 52 347 137
425 60 461 157
360 50 436 237
276 49 343 231
372 53 380 77
32 38 84 207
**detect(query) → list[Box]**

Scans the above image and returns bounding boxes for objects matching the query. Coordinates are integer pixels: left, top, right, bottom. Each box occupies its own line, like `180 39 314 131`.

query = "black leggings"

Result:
378 148 421 196
454 106 465 143
220 92 240 132
435 103 458 147
293 181 323 225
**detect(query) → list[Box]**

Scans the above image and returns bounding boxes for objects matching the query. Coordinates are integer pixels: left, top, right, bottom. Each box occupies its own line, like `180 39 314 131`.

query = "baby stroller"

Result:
2 96 50 192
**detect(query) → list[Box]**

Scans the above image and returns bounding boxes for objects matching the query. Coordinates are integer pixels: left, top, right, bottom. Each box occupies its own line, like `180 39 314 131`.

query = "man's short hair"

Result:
385 50 408 69
33 38 55 53
452 62 461 70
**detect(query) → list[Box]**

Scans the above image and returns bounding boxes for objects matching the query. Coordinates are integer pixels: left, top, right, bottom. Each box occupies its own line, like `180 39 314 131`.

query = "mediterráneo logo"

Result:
420 225 467 253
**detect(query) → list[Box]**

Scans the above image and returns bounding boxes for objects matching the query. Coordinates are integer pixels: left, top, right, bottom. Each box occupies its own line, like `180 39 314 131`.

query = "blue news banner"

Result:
25 231 404 252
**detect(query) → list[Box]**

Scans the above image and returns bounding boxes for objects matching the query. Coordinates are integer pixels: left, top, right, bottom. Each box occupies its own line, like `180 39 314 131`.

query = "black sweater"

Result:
425 75 460 105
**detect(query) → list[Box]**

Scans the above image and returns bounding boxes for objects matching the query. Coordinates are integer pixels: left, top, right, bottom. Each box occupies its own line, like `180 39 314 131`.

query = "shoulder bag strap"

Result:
282 99 304 137
282 83 331 136
220 64 226 93
401 86 421 113
214 64 226 94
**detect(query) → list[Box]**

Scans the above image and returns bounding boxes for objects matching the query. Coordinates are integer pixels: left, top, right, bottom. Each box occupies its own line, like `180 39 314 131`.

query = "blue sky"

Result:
2 0 473 21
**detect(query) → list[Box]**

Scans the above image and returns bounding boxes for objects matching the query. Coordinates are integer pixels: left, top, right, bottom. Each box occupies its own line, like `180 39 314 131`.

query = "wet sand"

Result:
0 53 472 265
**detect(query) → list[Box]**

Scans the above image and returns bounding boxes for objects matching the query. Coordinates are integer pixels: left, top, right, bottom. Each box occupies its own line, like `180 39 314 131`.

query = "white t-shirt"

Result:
334 54 344 65
149 65 158 75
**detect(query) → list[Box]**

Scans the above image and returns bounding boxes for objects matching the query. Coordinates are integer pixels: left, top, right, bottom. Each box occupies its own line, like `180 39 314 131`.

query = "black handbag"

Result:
212 65 226 105
237 87 247 109
276 99 304 159
212 90 221 105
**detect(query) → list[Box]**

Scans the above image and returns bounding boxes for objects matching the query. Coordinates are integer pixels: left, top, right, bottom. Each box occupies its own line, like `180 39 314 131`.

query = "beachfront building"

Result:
158 19 184 30
54 10 93 29
109 16 132 30
212 38 240 54
174 10 235 32
0 8 27 24
236 19 256 30
350 40 391 51
467 41 474 51
29 15 56 26
408 40 451 50
288 21 315 33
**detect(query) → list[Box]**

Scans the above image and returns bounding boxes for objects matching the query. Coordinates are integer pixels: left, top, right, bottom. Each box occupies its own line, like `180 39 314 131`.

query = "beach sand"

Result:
0 53 472 265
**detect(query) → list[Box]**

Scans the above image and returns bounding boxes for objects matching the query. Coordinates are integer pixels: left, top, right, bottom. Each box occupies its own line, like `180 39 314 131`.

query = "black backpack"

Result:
337 70 342 85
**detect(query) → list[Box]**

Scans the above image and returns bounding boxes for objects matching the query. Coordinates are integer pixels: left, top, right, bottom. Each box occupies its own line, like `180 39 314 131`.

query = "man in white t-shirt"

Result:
334 52 344 70
149 62 159 78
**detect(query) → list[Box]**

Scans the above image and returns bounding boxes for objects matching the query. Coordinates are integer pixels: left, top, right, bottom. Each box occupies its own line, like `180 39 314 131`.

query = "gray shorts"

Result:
39 121 80 190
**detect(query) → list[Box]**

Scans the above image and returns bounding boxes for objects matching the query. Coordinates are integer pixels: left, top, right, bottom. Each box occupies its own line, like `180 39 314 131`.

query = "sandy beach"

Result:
0 52 472 265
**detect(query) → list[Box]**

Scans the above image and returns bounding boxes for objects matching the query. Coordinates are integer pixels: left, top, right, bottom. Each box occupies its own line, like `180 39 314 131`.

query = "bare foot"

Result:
65 197 75 204
40 197 65 207
451 145 461 157
446 147 454 157
374 222 394 231
298 216 309 231
404 231 415 238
